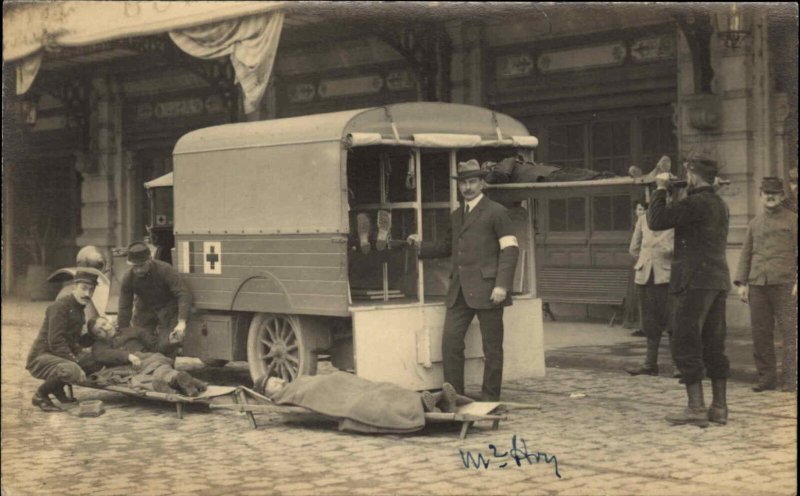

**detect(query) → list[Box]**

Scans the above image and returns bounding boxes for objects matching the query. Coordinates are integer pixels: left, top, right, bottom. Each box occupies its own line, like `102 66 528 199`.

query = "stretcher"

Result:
67 383 242 419
211 387 534 439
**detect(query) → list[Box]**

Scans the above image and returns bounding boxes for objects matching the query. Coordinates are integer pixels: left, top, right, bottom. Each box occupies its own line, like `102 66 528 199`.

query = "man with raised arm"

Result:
648 151 731 427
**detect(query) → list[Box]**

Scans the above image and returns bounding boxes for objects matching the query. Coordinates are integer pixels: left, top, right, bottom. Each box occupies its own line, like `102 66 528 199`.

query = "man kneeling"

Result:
87 316 207 397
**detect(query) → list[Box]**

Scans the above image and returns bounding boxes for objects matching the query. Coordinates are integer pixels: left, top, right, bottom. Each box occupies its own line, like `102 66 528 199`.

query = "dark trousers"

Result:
637 275 670 368
749 284 797 389
132 304 181 358
623 266 639 329
670 289 730 384
442 288 504 400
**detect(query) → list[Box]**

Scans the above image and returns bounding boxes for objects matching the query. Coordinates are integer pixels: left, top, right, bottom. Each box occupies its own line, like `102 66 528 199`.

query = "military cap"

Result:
760 177 784 193
453 159 489 180
126 241 152 266
73 269 99 287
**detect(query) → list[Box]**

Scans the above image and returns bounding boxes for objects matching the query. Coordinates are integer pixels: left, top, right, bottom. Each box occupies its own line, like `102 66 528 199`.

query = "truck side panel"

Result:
176 234 350 317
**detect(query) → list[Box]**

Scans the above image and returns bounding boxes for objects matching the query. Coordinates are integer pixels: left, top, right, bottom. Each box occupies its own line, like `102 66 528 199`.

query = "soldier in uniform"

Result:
117 241 192 359
407 159 519 401
734 177 798 392
27 269 98 412
648 152 731 427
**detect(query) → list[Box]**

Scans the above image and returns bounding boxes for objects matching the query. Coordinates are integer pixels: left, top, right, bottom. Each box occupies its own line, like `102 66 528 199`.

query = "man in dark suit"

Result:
408 159 519 401
648 151 732 427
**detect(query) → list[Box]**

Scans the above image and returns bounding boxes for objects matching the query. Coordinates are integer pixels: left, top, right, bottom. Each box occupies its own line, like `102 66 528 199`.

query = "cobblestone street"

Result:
2 299 796 496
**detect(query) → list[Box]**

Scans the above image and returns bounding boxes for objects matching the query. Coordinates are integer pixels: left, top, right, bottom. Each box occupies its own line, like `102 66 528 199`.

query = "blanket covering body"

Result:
270 372 426 433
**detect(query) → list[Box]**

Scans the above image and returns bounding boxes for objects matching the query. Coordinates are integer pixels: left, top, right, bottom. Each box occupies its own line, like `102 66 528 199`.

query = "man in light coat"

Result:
408 159 519 401
626 200 675 376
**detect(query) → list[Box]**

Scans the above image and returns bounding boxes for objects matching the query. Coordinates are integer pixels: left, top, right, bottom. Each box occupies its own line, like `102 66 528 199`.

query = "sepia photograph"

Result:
2 2 797 495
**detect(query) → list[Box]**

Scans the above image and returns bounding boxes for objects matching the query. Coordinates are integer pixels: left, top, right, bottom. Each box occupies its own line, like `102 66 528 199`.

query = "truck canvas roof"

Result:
173 102 533 155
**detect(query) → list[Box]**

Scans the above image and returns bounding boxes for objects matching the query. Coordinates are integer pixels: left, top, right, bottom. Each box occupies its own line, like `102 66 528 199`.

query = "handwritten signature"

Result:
459 435 561 478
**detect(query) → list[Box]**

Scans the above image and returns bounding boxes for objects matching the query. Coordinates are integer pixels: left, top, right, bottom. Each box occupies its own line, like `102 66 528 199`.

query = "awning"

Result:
5 2 285 113
3 1 284 62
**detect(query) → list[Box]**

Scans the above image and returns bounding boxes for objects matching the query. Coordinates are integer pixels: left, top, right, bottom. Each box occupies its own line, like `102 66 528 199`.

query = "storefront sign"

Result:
496 54 535 79
385 70 416 91
538 43 626 73
135 95 226 121
32 115 69 132
630 36 676 62
318 75 383 99
288 83 316 103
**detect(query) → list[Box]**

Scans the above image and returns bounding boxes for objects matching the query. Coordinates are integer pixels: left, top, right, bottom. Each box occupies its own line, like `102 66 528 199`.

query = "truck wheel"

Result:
247 313 317 383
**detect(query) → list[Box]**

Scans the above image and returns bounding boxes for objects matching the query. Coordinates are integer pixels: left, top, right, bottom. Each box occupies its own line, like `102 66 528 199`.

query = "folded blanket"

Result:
270 372 425 433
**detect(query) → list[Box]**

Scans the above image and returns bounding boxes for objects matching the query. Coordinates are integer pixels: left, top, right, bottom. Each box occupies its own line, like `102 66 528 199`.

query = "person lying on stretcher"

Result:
257 375 470 414
86 316 207 397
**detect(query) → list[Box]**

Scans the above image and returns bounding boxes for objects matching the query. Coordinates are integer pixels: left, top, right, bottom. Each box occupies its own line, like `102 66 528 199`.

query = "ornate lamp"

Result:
715 4 751 49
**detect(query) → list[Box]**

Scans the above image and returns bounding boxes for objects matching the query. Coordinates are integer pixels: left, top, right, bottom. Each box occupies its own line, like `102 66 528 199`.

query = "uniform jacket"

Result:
419 195 519 309
734 207 798 286
629 215 674 285
92 327 156 366
26 294 92 367
118 260 192 328
647 186 731 293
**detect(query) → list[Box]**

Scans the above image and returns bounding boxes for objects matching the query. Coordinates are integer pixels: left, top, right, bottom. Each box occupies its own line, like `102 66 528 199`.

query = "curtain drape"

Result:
170 12 284 114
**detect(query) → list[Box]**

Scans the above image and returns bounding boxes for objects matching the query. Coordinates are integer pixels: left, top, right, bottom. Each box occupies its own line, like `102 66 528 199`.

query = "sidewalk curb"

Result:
546 351 760 384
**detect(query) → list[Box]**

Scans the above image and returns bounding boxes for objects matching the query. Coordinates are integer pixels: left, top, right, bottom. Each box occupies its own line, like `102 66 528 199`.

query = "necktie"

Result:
465 204 470 215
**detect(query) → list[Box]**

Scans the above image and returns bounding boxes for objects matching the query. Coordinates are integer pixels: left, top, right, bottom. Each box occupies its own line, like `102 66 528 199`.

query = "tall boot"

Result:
626 337 659 376
32 379 63 412
665 382 709 427
708 378 728 425
51 381 77 404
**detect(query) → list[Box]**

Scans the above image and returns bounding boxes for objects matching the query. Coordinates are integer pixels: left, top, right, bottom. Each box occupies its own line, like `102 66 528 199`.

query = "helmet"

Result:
76 246 107 272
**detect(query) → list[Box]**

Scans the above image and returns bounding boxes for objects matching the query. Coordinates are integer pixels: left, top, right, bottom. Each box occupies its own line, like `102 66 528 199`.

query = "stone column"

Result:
446 21 484 106
676 13 774 329
3 162 14 294
76 76 124 256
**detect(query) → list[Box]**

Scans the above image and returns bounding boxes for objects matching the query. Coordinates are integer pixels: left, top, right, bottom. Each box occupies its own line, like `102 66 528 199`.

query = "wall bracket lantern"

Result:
714 4 751 49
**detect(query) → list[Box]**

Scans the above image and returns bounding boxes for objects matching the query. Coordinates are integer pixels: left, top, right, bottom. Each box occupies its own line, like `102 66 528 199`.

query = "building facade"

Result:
3 4 797 328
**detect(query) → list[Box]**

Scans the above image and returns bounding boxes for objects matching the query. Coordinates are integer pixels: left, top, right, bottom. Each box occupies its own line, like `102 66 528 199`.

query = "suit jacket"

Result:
734 207 797 286
26 294 93 367
629 215 674 285
647 186 731 293
419 196 519 309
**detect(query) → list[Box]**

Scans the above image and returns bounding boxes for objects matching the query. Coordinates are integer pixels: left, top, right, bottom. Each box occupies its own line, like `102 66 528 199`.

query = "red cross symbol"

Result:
206 246 219 270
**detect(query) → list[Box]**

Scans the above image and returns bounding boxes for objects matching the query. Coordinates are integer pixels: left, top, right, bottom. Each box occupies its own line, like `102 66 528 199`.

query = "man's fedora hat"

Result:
73 269 99 287
452 159 489 180
760 177 784 193
126 241 152 266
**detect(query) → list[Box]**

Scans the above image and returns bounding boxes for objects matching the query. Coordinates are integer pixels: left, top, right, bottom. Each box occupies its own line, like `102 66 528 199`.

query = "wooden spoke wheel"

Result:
247 313 317 383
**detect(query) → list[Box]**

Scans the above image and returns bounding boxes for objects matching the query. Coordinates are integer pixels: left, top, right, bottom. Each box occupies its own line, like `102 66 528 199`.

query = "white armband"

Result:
499 235 519 250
